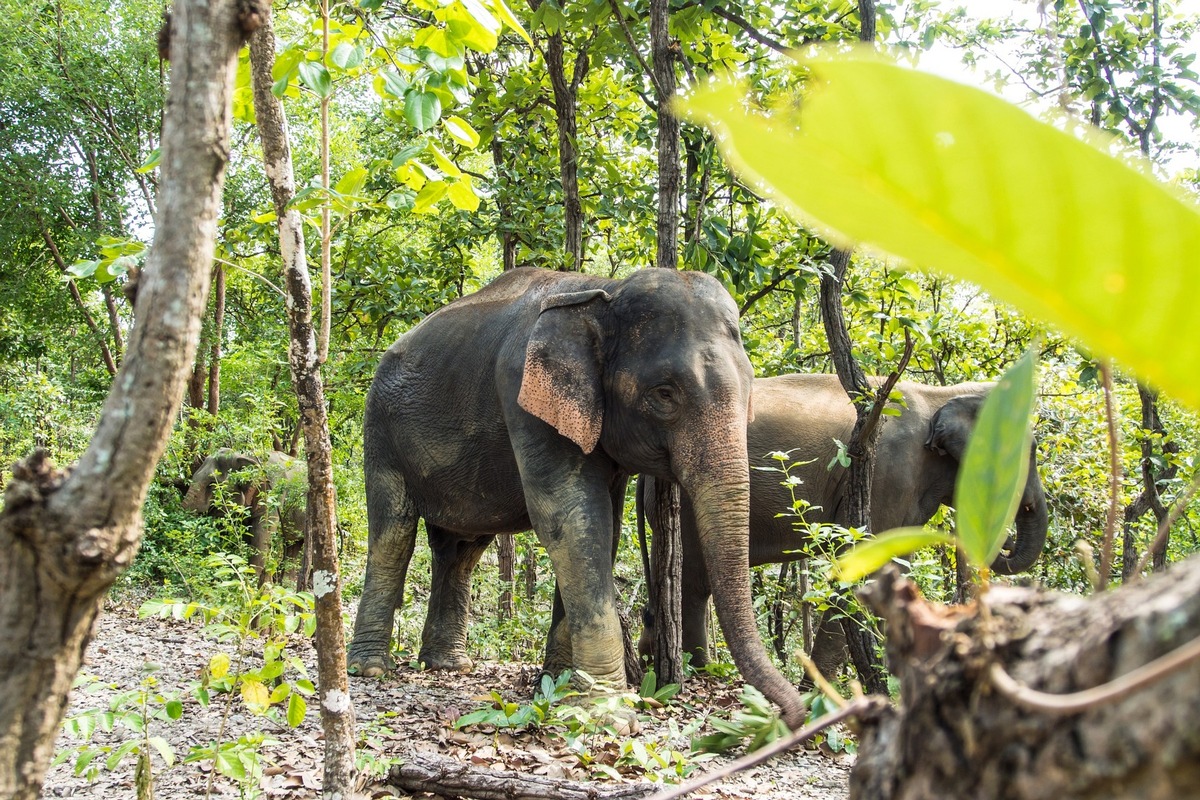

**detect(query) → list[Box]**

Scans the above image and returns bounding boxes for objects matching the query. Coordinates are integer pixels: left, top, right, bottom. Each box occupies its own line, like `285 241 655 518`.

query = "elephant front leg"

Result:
419 526 493 672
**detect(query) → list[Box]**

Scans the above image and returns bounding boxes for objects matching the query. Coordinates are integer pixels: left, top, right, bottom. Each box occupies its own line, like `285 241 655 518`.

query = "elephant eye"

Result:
647 384 681 416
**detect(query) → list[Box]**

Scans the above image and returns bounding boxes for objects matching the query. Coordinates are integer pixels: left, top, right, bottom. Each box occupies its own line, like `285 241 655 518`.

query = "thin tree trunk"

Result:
812 0 892 696
207 264 225 415
249 16 355 795
490 133 518 272
34 215 118 376
497 534 516 619
524 537 537 600
0 2 251 796
317 0 332 364
648 0 684 688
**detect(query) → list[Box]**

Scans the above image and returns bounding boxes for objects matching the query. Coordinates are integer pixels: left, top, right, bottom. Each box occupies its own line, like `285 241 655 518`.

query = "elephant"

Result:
348 266 807 728
639 373 1049 667
182 448 307 586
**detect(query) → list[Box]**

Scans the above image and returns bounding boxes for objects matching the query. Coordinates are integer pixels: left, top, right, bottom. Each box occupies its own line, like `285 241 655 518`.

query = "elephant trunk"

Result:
683 458 807 730
181 475 210 513
990 455 1049 575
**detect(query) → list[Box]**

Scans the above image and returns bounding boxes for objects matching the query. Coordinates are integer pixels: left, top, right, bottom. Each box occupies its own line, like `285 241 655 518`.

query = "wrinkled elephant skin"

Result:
641 374 1049 666
349 267 807 728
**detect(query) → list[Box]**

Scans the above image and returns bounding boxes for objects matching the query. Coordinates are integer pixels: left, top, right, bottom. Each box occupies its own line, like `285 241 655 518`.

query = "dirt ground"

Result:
41 602 852 800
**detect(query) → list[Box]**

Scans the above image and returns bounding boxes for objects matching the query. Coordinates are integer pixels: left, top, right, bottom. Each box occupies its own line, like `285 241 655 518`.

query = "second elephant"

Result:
183 448 308 586
641 373 1049 666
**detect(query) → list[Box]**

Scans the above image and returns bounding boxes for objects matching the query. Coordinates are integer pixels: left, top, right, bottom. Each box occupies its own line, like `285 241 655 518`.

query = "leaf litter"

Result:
42 600 851 799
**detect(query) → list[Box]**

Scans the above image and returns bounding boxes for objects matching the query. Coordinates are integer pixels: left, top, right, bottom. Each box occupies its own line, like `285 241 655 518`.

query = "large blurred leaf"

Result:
835 528 955 582
679 55 1200 411
954 349 1036 570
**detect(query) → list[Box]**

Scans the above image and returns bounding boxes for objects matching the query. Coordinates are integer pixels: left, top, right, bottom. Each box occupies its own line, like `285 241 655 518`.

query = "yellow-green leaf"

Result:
955 349 1037 570
678 55 1200 411
429 145 463 178
241 679 270 713
443 115 481 148
269 682 292 705
208 653 230 680
485 0 533 46
835 528 955 583
447 177 480 211
413 180 449 213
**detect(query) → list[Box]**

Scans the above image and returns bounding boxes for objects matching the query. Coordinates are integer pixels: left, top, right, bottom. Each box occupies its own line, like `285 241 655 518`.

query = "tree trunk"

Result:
248 14 355 796
497 533 516 619
0 2 253 796
524 537 537 600
207 263 225 415
852 560 1200 799
812 1 891 696
647 0 684 688
389 751 653 800
544 31 587 270
490 133 518 272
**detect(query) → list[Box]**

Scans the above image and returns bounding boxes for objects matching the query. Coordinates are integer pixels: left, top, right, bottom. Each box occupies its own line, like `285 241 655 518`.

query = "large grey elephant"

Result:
348 266 807 727
183 448 307 586
640 373 1049 666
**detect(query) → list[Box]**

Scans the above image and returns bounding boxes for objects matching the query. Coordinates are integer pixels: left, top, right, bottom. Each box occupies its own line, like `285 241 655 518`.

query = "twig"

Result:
1097 361 1122 589
1133 470 1200 577
607 0 660 96
988 633 1200 715
645 698 882 800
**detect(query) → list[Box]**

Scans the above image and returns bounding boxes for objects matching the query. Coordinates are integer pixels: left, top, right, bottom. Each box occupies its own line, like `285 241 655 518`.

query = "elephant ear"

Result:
518 289 611 454
924 394 986 459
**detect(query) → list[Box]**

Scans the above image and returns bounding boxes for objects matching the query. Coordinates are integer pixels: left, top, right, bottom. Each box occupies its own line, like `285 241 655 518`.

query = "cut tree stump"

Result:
387 752 655 800
852 560 1200 800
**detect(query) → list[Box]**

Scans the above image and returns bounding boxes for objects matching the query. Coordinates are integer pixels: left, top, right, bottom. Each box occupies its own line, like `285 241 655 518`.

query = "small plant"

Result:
692 685 789 754
633 668 681 710
184 732 277 799
453 669 581 730
355 711 405 785
53 666 181 800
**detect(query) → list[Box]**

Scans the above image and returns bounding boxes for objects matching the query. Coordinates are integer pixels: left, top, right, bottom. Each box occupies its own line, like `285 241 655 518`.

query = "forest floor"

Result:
42 600 853 800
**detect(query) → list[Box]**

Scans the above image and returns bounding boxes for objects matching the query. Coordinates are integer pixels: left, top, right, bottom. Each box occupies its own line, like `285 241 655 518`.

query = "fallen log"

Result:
387 751 655 800
852 560 1200 800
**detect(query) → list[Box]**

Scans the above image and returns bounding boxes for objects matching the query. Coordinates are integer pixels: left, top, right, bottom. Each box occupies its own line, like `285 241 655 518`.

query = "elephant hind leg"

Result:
419 526 493 673
349 460 418 678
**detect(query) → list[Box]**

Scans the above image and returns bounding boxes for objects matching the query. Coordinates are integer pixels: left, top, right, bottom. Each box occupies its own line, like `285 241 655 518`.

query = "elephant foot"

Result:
347 649 395 678
418 650 474 673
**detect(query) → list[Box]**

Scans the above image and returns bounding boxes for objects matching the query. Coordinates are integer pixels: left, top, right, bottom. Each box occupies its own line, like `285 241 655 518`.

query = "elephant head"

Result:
517 268 805 727
925 394 1049 574
182 448 262 515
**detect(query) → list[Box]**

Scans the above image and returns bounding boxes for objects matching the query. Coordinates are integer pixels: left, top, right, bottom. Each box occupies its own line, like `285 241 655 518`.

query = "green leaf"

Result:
834 527 955 582
330 42 366 70
333 167 370 198
136 147 161 173
106 739 139 771
287 692 307 728
485 0 533 45
404 90 442 132
148 736 175 768
165 699 183 720
678 55 1200 412
269 682 292 704
297 60 333 98
955 349 1037 570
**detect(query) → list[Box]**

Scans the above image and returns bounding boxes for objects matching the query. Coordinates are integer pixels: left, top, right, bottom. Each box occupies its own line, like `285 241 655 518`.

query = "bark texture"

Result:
497 533 516 619
852 561 1200 799
388 752 653 800
248 16 355 796
648 0 684 686
0 2 251 796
